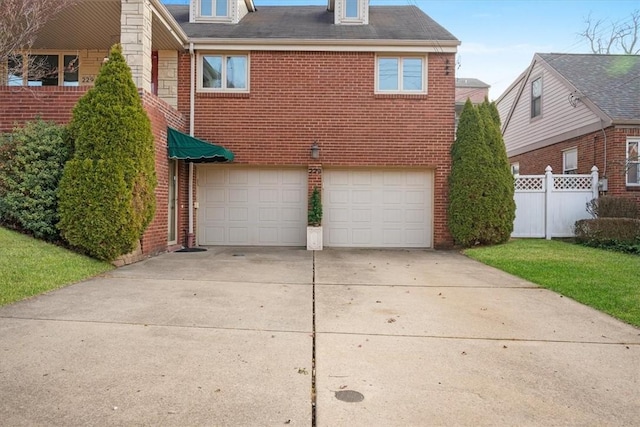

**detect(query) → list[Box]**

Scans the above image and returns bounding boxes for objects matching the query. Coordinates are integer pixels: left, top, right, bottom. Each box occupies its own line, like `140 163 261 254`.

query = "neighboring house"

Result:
0 0 460 253
497 53 640 203
455 77 490 126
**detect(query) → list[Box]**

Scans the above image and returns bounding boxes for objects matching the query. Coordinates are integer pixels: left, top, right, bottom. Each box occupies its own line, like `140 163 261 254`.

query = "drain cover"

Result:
335 390 364 402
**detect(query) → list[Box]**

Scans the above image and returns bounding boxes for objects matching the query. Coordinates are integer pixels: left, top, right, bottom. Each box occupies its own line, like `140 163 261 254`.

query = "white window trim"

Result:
193 0 233 22
562 147 578 174
6 51 79 87
375 55 428 95
627 137 640 186
511 162 520 176
197 53 250 93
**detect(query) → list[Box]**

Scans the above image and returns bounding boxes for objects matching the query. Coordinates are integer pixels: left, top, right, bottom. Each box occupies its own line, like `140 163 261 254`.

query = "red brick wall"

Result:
140 91 187 255
455 86 488 104
0 85 188 255
0 86 87 132
509 126 640 205
177 50 456 247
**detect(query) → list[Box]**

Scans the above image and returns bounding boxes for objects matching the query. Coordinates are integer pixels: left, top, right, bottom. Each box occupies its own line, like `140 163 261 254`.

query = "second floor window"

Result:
376 56 426 94
531 77 542 118
200 54 248 92
200 0 228 17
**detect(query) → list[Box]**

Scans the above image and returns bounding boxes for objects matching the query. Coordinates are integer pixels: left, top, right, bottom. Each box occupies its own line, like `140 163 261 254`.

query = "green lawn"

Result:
0 227 113 306
465 239 640 327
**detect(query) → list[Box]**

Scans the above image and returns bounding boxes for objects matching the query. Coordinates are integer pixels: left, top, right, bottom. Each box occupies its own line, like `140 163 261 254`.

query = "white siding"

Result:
502 61 601 156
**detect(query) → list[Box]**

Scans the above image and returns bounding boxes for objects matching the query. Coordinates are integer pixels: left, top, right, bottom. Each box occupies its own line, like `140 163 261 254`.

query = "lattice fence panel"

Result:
515 176 544 191
554 175 592 190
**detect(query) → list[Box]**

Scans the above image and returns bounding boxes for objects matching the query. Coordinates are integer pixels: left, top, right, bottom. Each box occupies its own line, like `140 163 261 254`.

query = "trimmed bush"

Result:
308 186 322 226
448 99 516 246
586 196 638 219
0 120 71 241
57 44 157 261
575 218 640 254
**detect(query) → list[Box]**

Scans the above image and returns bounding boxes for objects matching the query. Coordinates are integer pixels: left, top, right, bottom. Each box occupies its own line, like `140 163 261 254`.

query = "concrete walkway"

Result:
0 248 638 426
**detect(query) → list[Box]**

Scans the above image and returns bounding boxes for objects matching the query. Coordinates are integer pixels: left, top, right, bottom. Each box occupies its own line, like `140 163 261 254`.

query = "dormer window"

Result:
334 0 368 25
345 0 358 18
200 0 228 17
199 0 229 17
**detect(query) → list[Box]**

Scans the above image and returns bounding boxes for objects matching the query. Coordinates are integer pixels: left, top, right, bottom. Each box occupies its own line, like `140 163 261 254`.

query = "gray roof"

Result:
455 78 489 88
166 5 458 42
538 53 640 121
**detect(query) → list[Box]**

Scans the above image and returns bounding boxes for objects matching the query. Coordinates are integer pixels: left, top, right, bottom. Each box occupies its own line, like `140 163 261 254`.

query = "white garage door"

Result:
324 169 433 248
198 167 307 246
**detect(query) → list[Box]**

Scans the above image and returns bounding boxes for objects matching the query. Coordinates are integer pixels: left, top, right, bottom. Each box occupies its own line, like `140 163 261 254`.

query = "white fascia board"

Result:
187 38 459 53
150 0 190 45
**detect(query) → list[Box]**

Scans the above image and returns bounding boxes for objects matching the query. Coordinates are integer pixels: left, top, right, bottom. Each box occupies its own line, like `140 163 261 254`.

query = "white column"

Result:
590 165 599 200
544 166 553 240
120 0 152 92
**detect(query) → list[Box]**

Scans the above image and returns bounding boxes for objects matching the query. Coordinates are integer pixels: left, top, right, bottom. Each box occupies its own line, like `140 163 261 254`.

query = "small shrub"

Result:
0 120 71 241
575 217 640 254
308 186 322 226
586 196 638 219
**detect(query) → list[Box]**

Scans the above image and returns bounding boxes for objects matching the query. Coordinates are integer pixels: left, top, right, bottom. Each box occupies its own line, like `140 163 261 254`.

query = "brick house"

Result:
455 77 490 128
1 0 459 253
496 53 640 204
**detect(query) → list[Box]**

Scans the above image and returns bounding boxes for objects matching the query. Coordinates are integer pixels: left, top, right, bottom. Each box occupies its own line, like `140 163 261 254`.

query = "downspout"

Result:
188 42 196 246
600 118 607 178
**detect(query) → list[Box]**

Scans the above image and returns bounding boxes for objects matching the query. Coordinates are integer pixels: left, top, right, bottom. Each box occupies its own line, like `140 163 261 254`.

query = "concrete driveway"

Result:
0 248 638 426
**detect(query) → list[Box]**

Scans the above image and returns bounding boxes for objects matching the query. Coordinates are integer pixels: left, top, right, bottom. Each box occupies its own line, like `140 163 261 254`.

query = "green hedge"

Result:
0 120 71 241
575 218 640 254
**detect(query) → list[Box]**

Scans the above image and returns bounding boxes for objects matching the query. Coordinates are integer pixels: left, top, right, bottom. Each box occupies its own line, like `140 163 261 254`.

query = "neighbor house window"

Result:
200 54 248 91
563 148 577 174
5 53 78 87
376 56 426 93
627 138 640 186
531 77 542 118
199 0 228 17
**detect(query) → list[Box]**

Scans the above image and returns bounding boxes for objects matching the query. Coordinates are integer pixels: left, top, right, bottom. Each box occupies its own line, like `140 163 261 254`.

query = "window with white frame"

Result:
627 137 640 186
511 162 520 176
6 54 78 87
345 0 359 18
563 148 577 174
199 54 248 92
531 77 542 118
376 56 426 93
198 0 229 18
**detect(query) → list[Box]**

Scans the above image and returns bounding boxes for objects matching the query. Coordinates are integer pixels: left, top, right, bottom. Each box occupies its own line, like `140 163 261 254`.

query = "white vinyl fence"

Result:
513 166 599 239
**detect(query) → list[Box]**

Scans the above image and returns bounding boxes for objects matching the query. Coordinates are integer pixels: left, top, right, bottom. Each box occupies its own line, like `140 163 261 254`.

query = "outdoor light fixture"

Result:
310 141 320 159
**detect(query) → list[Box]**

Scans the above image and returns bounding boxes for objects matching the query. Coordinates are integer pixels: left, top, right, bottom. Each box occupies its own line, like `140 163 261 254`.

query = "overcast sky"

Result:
163 0 638 99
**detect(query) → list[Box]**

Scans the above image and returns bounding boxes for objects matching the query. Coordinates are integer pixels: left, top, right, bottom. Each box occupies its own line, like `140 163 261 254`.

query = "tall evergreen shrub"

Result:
448 99 515 246
0 120 71 241
57 44 157 261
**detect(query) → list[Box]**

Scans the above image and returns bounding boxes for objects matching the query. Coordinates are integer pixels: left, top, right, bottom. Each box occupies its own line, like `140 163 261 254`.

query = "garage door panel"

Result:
324 169 433 248
198 167 307 246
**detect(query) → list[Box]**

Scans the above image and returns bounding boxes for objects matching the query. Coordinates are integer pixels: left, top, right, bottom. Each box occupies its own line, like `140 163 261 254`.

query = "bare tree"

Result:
580 10 640 54
0 0 77 85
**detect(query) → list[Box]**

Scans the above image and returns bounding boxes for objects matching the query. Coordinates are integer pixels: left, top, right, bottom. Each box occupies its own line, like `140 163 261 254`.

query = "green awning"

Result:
167 127 234 162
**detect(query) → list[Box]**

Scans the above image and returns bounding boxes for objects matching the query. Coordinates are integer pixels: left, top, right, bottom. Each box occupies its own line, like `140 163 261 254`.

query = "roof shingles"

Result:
166 5 459 42
539 53 640 121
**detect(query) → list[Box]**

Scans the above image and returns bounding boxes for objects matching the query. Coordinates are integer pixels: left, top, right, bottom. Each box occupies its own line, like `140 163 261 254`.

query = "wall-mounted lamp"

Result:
310 141 320 159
